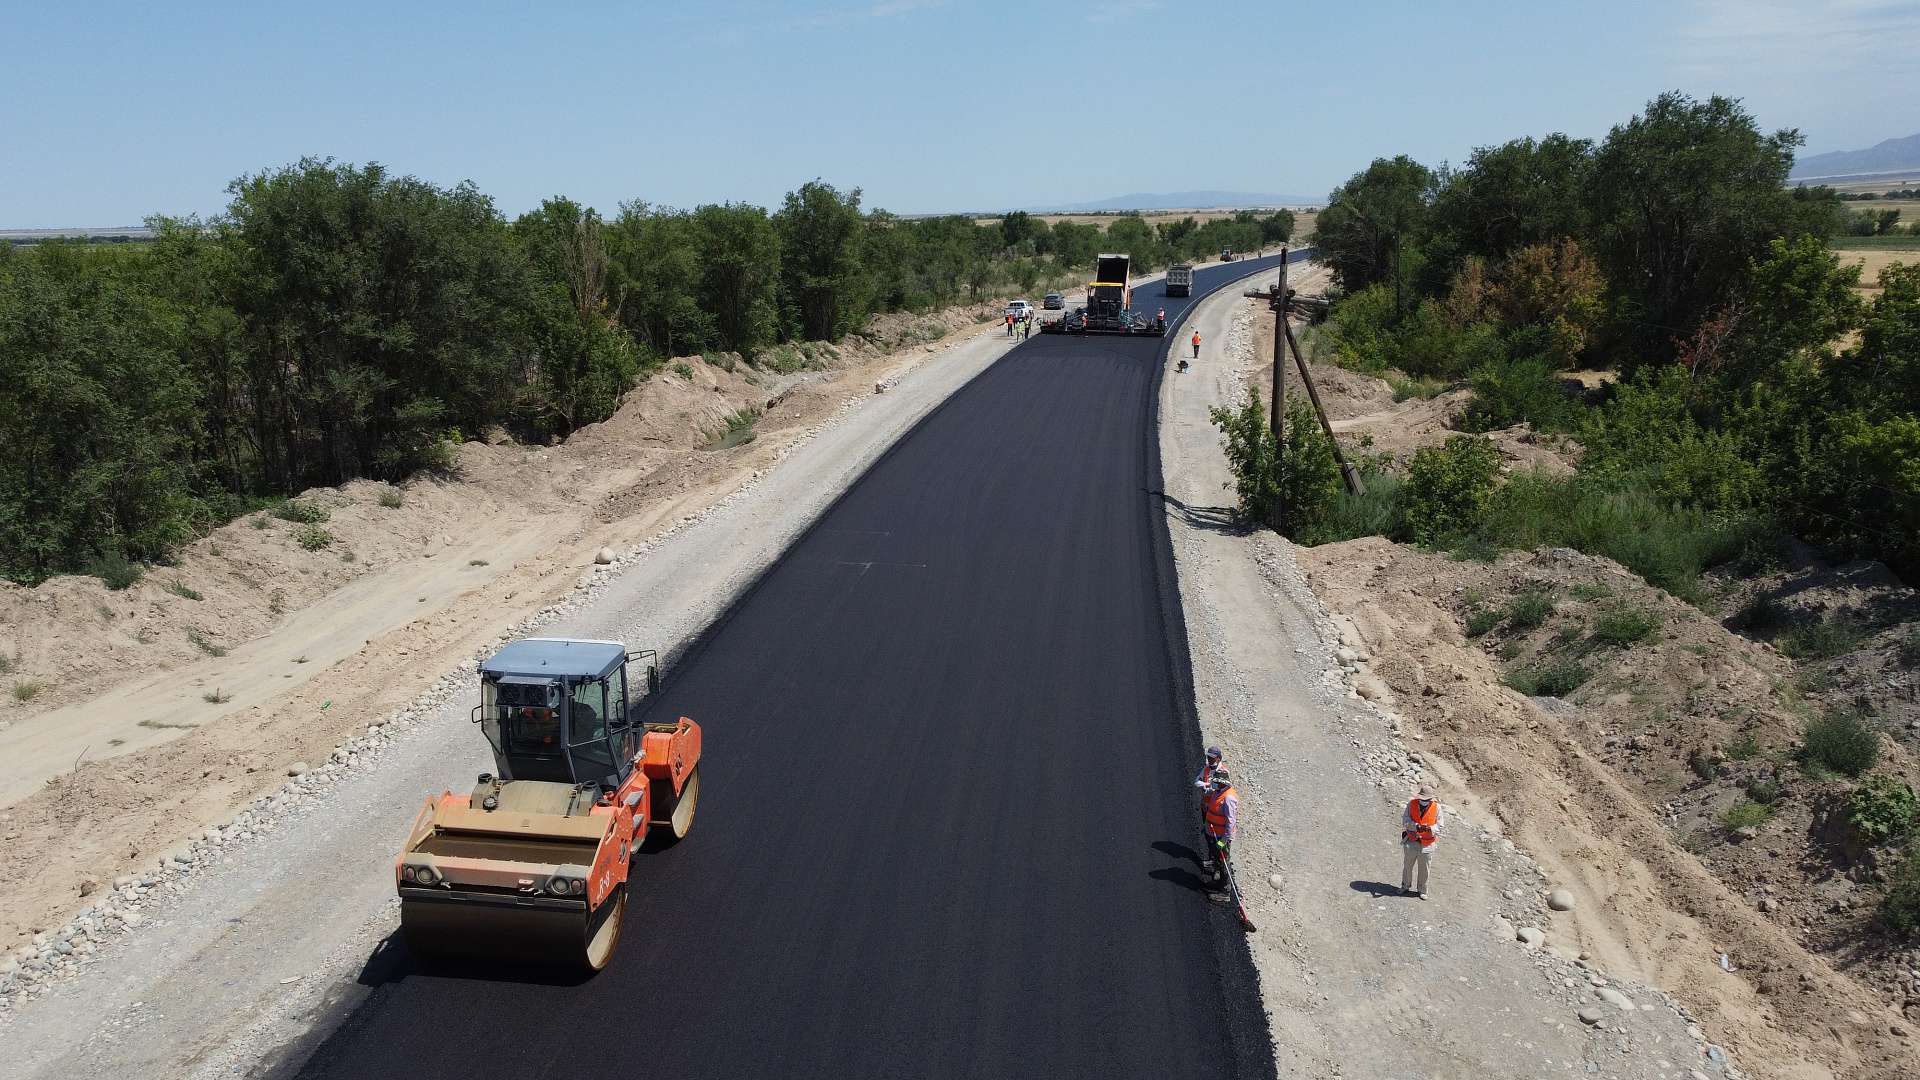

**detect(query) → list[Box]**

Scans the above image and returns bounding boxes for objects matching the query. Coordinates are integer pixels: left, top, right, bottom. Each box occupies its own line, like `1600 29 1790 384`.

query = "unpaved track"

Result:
1158 276 1719 1078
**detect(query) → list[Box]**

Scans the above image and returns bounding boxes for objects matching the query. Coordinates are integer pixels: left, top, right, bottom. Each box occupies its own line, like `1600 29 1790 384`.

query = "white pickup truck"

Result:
1006 300 1034 321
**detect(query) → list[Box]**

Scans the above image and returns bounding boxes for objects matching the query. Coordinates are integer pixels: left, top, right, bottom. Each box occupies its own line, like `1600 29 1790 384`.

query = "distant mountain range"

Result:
1017 190 1319 213
1791 133 1920 180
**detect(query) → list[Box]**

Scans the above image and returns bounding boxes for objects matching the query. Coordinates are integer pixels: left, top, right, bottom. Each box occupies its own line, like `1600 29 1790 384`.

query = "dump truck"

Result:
1165 263 1194 298
1040 253 1165 335
396 638 702 972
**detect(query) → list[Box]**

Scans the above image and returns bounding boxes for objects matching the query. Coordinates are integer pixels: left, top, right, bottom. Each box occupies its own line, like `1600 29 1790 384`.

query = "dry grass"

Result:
1833 247 1918 294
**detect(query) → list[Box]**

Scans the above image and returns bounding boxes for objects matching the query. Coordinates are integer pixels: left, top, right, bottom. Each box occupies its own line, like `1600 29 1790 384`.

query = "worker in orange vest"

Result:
1202 768 1239 887
1400 783 1443 899
1190 328 1201 359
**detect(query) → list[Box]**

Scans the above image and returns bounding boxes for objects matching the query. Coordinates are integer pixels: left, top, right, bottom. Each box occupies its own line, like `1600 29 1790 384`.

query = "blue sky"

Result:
2 0 1917 226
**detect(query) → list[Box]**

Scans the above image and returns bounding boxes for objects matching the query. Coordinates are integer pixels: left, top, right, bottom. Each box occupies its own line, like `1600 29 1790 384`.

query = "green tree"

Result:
1586 93 1843 368
607 201 712 357
687 202 780 354
1428 134 1592 281
0 245 205 580
1315 155 1437 315
775 180 868 341
513 198 640 437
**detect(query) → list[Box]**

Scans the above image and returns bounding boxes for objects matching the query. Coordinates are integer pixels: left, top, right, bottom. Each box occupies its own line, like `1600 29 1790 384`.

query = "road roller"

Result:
395 638 701 972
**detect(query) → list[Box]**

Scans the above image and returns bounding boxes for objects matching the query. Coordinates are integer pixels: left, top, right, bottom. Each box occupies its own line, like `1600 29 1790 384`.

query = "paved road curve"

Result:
292 253 1306 1080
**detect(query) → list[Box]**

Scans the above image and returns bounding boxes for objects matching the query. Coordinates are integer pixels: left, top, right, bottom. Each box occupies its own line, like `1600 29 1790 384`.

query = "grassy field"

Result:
1829 234 1920 249
1831 244 1917 293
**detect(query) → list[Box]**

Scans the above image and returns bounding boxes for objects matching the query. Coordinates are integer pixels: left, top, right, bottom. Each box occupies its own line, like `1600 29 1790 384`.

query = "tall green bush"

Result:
1403 435 1501 543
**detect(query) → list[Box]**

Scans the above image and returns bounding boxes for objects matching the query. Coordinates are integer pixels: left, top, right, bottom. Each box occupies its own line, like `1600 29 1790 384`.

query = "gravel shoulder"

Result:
1159 270 1735 1079
0 311 1036 1079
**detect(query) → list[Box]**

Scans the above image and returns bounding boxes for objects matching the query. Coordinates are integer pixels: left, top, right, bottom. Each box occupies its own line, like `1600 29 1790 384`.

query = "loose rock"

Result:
1547 889 1576 912
1517 926 1545 947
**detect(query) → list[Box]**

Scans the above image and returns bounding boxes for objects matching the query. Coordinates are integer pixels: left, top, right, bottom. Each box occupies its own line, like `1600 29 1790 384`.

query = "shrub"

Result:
1210 392 1341 536
295 523 334 551
273 500 330 525
202 688 232 704
1779 617 1869 660
1735 594 1792 633
1801 708 1882 777
1726 734 1762 761
1464 608 1501 637
1553 621 1585 646
1403 435 1501 544
1721 799 1773 832
250 515 270 530
1885 850 1920 936
164 578 202 601
1298 471 1405 545
1385 372 1448 402
185 628 228 657
0 655 13 675
1506 589 1556 631
1592 605 1660 647
1688 747 1724 780
12 679 45 702
1464 351 1577 433
378 488 405 509
90 553 144 591
1504 658 1590 697
1847 775 1919 845
267 588 287 616
1571 582 1613 601
1900 629 1920 668
672 362 694 380
1746 777 1781 804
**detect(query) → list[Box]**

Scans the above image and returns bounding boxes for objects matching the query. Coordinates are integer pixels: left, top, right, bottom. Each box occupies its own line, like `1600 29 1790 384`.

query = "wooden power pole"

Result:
1270 247 1288 530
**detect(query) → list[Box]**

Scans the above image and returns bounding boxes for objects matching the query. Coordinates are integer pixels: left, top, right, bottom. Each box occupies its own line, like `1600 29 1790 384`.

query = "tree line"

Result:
0 159 1294 584
1235 91 1916 589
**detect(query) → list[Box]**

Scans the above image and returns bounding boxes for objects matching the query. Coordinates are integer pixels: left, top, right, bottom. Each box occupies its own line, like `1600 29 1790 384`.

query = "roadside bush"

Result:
1779 616 1870 660
1210 392 1341 537
672 362 694 380
1402 435 1501 544
378 488 405 509
294 523 335 551
89 553 144 591
1885 850 1920 936
1735 594 1792 633
1505 589 1556 631
1385 372 1448 402
1503 658 1590 697
1745 776 1781 803
272 500 330 525
1298 470 1405 545
1592 605 1660 647
1689 747 1724 780
1727 734 1762 761
1463 607 1501 637
1801 708 1882 778
1463 350 1577 433
1846 775 1919 845
1721 799 1773 832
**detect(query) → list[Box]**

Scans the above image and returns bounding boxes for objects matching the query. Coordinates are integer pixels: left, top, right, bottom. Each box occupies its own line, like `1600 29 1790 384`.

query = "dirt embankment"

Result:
0 299 1009 953
1296 533 1920 1078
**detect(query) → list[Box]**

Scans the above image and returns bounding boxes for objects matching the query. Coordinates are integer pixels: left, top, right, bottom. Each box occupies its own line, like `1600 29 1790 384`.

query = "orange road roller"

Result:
395 638 701 972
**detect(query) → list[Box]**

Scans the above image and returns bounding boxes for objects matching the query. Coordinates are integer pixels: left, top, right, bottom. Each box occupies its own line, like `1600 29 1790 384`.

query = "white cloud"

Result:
1671 0 1920 78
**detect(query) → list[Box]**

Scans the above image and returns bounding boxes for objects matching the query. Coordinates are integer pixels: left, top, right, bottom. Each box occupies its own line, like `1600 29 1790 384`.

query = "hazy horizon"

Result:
4 0 1918 227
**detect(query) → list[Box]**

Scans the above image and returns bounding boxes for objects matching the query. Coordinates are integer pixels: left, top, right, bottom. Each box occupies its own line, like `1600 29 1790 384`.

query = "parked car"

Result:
1006 299 1034 320
1042 292 1065 310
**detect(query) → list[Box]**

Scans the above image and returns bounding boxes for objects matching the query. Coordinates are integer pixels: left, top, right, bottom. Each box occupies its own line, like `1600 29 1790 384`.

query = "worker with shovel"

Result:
1400 784 1444 899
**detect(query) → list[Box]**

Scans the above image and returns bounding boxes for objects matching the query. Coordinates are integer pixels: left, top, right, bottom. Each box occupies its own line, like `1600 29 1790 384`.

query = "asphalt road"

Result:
292 252 1305 1080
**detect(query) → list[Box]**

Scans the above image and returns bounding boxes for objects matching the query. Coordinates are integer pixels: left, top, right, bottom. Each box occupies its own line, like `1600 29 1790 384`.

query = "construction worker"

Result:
1192 744 1223 789
1202 768 1238 887
1006 311 1015 337
1156 307 1166 329
1191 329 1201 359
1400 784 1443 899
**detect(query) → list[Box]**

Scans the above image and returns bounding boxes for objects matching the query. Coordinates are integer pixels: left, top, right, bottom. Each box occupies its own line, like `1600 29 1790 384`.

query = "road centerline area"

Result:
290 254 1304 1080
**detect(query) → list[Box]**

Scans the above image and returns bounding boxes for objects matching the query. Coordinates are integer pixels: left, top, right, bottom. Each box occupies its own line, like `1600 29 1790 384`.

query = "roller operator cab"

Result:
396 638 703 973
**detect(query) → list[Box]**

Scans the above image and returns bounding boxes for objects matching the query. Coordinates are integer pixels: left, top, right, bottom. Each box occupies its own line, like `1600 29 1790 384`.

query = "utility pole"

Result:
1270 247 1288 531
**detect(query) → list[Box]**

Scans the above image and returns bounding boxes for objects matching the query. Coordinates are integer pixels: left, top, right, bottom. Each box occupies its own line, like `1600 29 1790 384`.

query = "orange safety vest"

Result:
1192 332 1201 346
1403 799 1438 847
1203 784 1236 837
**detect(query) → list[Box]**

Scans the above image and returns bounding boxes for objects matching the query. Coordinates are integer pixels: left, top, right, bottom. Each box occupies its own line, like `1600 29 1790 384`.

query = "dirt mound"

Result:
1299 538 1920 1079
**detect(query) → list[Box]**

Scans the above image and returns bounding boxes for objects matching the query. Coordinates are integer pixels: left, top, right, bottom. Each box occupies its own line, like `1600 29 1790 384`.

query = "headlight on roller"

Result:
400 865 416 883
410 865 437 885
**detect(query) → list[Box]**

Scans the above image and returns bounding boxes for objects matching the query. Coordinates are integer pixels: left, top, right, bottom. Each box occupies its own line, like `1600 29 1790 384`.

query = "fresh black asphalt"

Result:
292 252 1306 1080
